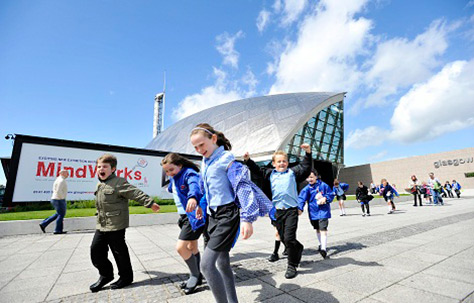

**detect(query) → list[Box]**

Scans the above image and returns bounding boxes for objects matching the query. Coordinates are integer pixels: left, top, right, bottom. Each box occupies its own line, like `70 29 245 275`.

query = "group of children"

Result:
88 122 465 303
87 122 343 303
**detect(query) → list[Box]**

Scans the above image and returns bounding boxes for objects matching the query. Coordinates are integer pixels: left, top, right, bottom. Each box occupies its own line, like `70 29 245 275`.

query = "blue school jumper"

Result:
298 180 335 220
168 167 206 230
333 183 349 196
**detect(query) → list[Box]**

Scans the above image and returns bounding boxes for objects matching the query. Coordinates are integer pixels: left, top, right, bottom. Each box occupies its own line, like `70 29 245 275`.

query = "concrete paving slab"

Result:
356 298 385 303
370 283 459 303
422 263 474 285
377 254 434 272
398 272 474 300
323 267 395 296
1 288 50 303
261 293 306 303
289 280 365 303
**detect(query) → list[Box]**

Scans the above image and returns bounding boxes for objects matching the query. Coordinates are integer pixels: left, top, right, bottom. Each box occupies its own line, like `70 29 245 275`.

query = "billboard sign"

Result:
4 135 200 203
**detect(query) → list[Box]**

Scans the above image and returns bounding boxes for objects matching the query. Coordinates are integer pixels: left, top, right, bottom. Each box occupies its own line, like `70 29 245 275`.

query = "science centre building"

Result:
146 92 346 182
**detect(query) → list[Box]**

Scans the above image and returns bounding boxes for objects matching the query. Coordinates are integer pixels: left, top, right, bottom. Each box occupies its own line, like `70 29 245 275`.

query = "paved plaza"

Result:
0 196 473 303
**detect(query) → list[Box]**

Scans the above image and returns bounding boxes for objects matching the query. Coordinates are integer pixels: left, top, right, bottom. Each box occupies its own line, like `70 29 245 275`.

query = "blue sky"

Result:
1 0 474 186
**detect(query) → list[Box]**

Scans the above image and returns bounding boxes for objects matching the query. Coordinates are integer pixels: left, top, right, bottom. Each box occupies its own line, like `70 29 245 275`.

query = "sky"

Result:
1 0 474 186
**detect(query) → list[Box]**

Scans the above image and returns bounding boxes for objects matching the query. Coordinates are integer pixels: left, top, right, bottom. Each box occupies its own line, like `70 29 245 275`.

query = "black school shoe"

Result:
179 274 203 289
282 247 288 256
320 249 328 259
268 253 279 262
90 276 114 292
39 224 46 233
285 265 298 279
111 278 133 289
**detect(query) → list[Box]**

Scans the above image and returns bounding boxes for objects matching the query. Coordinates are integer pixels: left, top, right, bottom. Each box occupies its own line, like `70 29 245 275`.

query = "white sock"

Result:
342 208 346 215
388 205 392 211
321 233 327 251
316 232 321 244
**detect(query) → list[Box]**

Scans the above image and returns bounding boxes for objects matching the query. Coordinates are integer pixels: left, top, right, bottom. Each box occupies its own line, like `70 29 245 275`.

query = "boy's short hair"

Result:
272 150 288 162
97 154 118 169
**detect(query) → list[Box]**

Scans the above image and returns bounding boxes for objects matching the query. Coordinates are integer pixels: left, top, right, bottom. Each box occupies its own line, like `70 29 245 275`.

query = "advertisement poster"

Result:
12 143 171 202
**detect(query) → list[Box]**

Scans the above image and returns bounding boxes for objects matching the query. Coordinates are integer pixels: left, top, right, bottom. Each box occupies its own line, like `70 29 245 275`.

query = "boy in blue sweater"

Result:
298 169 334 259
245 143 312 279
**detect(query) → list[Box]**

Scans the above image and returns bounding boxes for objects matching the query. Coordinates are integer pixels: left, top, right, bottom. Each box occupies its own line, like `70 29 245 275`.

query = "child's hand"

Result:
196 206 203 219
298 209 303 216
317 197 327 205
243 152 250 161
186 198 198 213
151 203 161 213
301 143 311 153
241 222 253 239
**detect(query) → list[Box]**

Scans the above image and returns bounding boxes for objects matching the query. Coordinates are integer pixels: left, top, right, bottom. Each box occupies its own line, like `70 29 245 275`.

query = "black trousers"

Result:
360 203 370 214
275 208 304 267
413 194 422 206
91 229 133 281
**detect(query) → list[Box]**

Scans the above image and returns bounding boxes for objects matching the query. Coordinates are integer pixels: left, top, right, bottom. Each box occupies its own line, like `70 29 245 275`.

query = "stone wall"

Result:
339 147 474 194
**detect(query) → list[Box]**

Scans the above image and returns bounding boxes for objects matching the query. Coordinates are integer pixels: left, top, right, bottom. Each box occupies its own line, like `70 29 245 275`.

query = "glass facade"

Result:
286 101 344 164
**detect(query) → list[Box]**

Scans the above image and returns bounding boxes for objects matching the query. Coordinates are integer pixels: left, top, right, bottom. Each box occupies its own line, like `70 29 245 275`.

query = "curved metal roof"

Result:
146 92 345 160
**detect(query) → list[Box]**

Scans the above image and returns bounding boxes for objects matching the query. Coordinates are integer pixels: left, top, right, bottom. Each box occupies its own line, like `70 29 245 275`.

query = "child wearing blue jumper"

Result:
161 153 206 295
189 123 272 303
333 179 349 216
245 144 312 279
298 170 334 259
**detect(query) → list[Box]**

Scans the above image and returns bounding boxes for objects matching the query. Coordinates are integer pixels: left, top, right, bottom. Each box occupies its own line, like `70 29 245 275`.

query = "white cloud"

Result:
281 0 307 26
216 31 245 68
241 68 258 97
273 0 282 12
257 9 271 33
269 0 372 94
361 19 451 108
172 68 242 121
346 126 389 149
466 1 474 8
390 59 474 143
172 66 259 121
347 59 474 147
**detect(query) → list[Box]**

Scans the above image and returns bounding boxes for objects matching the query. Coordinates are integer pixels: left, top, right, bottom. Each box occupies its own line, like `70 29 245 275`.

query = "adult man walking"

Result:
39 170 69 234
428 172 443 206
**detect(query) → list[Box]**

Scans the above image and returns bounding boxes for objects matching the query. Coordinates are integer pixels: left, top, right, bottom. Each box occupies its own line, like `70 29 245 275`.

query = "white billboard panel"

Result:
12 143 171 202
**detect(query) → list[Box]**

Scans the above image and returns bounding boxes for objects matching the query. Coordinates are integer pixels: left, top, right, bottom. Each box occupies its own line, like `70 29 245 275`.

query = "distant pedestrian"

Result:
380 178 398 214
444 181 454 198
333 179 349 216
428 172 443 205
370 181 376 194
39 170 69 234
452 180 462 198
356 181 373 216
408 175 422 207
420 181 433 204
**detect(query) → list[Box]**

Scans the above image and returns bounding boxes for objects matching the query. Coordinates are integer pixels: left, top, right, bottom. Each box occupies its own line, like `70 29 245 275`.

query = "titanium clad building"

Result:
146 92 345 178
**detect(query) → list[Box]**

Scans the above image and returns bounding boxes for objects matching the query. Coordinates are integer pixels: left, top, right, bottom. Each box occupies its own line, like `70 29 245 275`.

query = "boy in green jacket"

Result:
90 154 160 292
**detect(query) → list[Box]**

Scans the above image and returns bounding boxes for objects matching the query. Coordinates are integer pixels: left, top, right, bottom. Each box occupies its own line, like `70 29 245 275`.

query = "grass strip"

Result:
0 205 177 221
